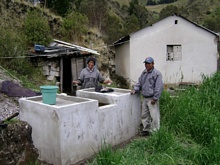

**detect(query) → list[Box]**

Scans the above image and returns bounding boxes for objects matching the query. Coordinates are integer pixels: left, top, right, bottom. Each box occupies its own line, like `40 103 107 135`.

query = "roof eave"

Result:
53 39 100 55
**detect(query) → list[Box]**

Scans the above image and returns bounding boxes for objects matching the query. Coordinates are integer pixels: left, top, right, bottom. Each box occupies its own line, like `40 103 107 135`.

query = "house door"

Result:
62 57 72 94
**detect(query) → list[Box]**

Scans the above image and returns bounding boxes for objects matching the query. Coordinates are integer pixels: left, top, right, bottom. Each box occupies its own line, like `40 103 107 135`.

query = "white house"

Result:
114 14 219 86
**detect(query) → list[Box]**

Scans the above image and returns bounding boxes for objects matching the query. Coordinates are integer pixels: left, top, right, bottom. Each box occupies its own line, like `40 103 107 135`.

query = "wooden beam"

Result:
60 57 63 93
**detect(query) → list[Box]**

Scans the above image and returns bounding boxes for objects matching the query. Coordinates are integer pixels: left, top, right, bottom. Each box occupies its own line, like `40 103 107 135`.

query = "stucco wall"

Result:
115 42 131 80
116 15 218 85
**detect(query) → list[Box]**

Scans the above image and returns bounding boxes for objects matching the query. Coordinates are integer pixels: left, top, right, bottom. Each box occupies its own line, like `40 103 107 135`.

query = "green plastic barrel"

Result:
40 86 59 105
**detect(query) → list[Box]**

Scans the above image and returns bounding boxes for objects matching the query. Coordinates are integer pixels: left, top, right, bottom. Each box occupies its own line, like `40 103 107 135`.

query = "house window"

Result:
167 45 182 61
175 20 178 24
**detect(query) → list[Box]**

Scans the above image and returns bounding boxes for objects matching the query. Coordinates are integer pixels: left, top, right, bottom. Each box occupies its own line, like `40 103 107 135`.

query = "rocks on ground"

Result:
0 121 39 165
0 68 40 165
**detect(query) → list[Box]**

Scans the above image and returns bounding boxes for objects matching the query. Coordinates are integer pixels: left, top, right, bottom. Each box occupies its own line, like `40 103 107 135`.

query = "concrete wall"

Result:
115 15 218 85
115 42 131 80
19 95 97 165
76 88 141 146
19 88 141 165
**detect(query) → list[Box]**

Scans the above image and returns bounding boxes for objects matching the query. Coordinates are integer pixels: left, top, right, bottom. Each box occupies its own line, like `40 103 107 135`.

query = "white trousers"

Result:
141 98 160 132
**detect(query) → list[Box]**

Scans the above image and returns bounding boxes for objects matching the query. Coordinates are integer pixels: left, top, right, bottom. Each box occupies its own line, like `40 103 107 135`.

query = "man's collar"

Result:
145 67 154 73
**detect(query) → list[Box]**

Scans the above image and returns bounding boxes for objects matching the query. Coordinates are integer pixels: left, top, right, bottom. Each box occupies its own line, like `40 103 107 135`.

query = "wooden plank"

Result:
60 57 63 93
71 58 77 94
71 58 77 81
77 58 84 77
71 58 85 94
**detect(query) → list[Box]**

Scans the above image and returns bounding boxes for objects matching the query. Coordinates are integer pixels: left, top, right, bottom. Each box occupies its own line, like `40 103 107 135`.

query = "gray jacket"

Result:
77 67 105 89
134 67 163 101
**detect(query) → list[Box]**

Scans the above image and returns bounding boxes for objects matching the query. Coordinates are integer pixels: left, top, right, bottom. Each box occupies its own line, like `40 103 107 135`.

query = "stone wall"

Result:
42 61 60 81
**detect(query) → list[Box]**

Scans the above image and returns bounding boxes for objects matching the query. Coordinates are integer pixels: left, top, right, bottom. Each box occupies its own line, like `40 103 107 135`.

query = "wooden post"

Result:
60 57 63 93
71 58 77 95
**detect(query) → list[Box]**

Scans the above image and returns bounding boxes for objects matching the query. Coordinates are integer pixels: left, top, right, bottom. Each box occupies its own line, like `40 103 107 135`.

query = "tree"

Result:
146 0 157 5
79 0 108 31
46 0 74 16
102 14 124 44
158 0 177 4
159 5 179 19
124 14 140 35
204 7 220 32
128 0 149 28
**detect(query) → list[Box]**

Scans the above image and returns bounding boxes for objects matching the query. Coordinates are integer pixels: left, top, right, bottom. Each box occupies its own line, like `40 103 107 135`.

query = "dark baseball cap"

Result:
143 57 154 63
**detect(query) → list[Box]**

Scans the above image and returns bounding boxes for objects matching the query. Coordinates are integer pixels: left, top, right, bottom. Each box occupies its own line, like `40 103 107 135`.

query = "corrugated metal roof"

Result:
29 39 100 58
53 39 100 55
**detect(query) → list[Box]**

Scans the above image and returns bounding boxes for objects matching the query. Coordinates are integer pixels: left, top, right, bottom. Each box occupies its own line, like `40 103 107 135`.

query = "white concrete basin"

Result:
19 88 141 165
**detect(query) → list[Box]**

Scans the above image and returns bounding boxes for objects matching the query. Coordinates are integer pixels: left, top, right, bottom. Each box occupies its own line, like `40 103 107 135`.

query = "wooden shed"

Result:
29 39 100 95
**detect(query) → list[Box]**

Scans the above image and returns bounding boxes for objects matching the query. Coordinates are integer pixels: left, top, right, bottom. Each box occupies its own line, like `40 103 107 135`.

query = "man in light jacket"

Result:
131 57 163 136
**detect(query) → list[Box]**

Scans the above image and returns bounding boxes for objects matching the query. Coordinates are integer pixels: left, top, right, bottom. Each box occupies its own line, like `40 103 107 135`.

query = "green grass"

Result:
89 141 123 165
89 71 220 164
3 118 18 124
28 160 44 165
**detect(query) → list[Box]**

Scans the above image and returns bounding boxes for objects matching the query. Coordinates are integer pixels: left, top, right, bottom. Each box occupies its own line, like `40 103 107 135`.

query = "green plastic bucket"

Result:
40 85 59 105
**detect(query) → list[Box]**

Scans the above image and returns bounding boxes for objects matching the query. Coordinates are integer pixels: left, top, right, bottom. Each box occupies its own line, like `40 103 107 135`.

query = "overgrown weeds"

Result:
89 141 123 165
89 71 220 164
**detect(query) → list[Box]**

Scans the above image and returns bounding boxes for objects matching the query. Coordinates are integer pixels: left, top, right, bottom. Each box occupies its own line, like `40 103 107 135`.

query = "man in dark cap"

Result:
72 57 112 89
131 57 163 136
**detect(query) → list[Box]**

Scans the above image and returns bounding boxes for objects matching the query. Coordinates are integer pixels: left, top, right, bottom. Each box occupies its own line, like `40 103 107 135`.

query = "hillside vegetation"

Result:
1 0 220 164
114 0 220 28
0 0 219 90
88 70 220 165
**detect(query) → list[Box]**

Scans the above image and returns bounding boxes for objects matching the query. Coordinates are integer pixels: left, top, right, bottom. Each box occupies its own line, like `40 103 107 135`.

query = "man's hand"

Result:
130 90 136 95
104 79 113 85
151 100 156 105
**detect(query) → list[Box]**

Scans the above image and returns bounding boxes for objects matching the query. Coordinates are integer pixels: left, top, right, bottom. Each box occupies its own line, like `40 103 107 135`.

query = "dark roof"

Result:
113 35 130 46
176 14 219 37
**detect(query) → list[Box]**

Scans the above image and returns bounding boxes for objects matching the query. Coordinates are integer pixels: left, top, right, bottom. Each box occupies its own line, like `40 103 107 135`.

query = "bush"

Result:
0 27 30 74
24 10 52 46
0 25 45 84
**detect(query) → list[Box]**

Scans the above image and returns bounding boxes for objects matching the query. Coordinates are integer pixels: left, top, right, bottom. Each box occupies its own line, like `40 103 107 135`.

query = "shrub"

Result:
0 27 30 74
60 11 89 42
24 10 52 46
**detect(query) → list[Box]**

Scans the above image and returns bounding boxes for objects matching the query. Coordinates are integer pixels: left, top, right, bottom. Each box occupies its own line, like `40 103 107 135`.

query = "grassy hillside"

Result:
112 0 130 6
146 0 188 12
0 0 219 87
113 0 220 25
